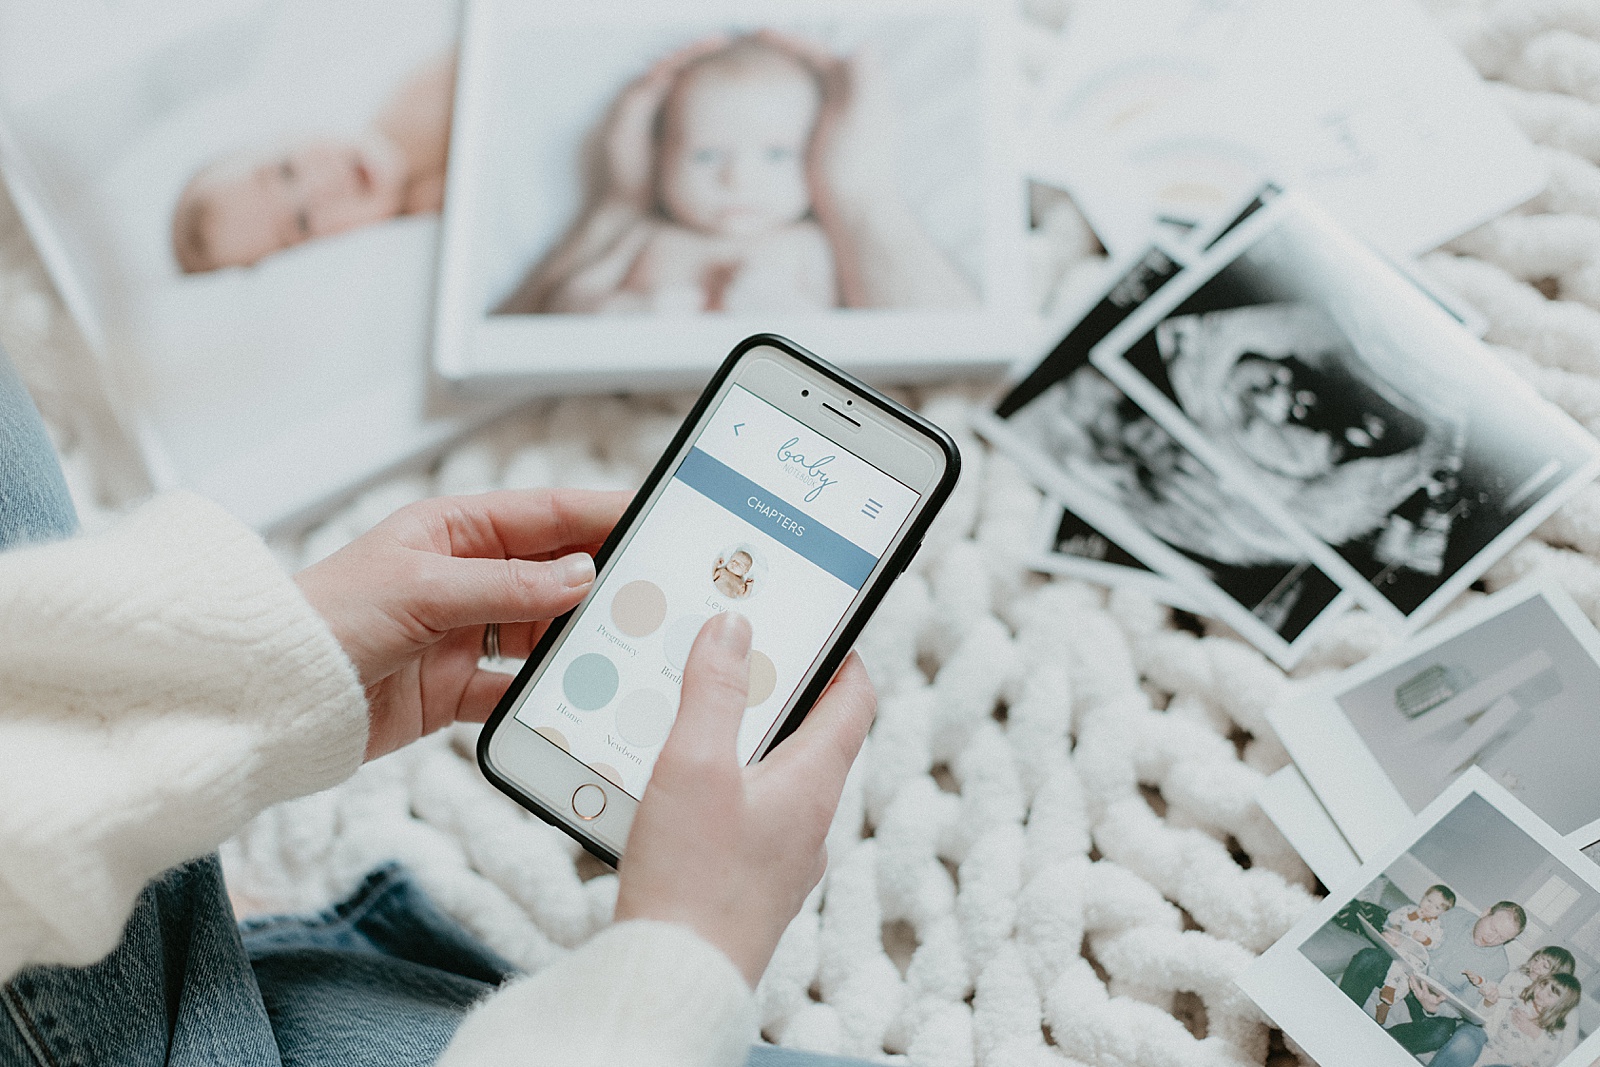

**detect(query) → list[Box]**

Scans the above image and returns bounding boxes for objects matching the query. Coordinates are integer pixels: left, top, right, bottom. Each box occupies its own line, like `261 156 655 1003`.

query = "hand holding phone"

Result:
478 334 959 864
614 612 875 987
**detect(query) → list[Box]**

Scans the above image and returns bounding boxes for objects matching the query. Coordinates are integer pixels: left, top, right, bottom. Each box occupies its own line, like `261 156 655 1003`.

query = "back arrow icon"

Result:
733 423 744 435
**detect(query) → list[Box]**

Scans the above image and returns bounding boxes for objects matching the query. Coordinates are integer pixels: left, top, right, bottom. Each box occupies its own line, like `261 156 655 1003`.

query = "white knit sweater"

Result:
0 491 757 1066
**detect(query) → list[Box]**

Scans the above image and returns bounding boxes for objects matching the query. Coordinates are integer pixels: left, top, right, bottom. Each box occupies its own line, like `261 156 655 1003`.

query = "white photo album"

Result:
0 0 502 532
1241 769 1600 1067
435 0 1028 391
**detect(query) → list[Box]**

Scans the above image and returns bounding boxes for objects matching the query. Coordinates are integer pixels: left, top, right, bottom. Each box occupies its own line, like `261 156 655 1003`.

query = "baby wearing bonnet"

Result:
531 36 837 315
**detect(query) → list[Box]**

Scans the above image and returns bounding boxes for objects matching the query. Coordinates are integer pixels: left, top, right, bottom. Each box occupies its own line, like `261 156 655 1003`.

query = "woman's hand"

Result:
296 489 629 761
615 612 877 987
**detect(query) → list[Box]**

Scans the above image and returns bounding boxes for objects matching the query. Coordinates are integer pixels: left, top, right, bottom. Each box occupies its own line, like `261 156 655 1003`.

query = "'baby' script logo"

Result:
776 437 838 502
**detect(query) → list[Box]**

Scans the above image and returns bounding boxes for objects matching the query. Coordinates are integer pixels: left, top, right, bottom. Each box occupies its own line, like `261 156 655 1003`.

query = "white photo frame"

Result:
1257 764 1361 890
1241 768 1600 1067
0 0 503 533
1090 194 1600 630
973 404 1356 668
1270 575 1600 863
435 0 1028 392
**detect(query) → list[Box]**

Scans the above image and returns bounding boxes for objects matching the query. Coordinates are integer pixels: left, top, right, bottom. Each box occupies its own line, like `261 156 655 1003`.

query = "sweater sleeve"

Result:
438 920 758 1067
0 491 369 982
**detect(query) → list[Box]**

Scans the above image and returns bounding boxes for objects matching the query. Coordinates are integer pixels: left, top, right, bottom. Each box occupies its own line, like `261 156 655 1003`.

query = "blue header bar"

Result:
675 448 878 589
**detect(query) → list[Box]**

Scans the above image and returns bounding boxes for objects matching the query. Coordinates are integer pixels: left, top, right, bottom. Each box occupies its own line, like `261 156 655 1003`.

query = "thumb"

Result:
658 612 752 769
410 550 595 634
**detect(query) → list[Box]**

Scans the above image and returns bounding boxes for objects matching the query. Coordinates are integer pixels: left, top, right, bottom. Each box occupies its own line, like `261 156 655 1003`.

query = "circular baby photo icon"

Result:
710 544 762 601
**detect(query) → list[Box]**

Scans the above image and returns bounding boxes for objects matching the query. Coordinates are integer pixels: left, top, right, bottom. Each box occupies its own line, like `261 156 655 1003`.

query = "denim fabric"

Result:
0 351 879 1066
240 864 512 1067
1423 1021 1489 1067
0 856 281 1067
0 343 76 549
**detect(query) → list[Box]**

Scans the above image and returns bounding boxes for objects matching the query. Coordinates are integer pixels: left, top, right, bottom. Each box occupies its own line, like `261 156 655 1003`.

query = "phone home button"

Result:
571 783 607 821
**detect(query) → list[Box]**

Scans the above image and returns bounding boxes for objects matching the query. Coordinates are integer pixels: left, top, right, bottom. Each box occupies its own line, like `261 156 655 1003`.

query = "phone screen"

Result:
508 382 921 799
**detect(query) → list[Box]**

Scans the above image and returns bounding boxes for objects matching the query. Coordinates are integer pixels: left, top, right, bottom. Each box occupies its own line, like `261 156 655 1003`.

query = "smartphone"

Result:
477 334 960 864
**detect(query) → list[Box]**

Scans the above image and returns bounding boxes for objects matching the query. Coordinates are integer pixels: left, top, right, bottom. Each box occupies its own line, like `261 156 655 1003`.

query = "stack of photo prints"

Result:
1224 571 1600 1067
979 187 1600 1063
0 0 1548 531
976 188 1600 669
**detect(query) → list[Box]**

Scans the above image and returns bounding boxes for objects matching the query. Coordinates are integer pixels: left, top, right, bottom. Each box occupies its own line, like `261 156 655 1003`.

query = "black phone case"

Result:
476 333 962 867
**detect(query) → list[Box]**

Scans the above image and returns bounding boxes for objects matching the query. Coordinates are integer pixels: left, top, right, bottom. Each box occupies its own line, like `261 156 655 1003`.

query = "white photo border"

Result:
1269 573 1600 862
1256 763 1361 889
1027 494 1209 612
435 0 1029 393
1240 767 1600 1067
1088 192 1600 631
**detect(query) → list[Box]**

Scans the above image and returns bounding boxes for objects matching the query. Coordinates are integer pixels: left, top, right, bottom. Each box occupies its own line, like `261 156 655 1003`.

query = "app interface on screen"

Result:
512 384 921 798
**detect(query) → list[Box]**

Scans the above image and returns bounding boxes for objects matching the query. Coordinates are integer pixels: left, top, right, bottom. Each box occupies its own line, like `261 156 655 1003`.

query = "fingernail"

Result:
710 611 752 653
555 552 595 589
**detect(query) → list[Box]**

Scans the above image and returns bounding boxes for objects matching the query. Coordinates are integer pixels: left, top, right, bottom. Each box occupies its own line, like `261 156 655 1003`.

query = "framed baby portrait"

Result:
433 0 1028 392
0 0 506 532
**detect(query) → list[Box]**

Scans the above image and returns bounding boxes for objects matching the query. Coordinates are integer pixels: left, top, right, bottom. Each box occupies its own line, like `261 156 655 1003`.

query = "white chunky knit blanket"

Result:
10 1 1600 1063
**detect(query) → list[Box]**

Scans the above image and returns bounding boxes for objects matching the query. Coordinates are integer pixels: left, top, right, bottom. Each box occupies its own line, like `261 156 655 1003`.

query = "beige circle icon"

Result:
590 763 627 790
534 725 569 751
611 579 668 637
746 650 777 707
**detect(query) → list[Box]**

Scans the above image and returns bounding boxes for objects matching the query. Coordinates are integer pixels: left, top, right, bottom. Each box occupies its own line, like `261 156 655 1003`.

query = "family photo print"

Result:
1242 769 1600 1067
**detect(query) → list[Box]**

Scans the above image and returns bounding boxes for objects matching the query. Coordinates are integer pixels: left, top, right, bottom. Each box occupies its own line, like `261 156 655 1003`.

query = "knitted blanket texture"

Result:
8 0 1600 1062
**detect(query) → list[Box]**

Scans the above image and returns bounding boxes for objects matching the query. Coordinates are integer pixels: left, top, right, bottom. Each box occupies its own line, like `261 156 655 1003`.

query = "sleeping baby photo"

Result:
434 0 1027 388
0 0 488 531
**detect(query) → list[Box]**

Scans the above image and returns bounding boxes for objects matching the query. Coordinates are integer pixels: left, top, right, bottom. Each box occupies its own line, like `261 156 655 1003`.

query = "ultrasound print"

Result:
1010 365 1342 642
1106 205 1600 619
1051 508 1151 571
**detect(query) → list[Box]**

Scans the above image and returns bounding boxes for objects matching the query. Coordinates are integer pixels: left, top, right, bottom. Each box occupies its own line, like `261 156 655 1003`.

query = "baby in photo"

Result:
711 548 757 599
172 53 455 272
527 36 836 314
1374 883 1455 1024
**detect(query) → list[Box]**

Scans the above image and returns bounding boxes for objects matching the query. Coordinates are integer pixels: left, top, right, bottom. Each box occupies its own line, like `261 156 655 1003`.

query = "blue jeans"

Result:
0 345 75 550
0 344 866 1066
1339 945 1485 1061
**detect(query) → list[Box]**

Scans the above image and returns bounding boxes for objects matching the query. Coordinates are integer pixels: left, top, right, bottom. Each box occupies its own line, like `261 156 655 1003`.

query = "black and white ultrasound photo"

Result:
1007 365 1345 645
1094 198 1600 625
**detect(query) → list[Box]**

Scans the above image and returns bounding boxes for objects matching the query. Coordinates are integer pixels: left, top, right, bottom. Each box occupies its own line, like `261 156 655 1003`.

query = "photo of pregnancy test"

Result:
1270 576 1600 864
1242 770 1600 1067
